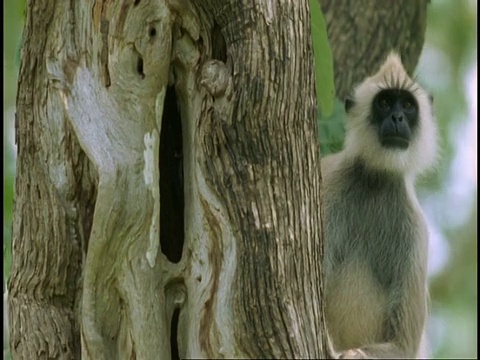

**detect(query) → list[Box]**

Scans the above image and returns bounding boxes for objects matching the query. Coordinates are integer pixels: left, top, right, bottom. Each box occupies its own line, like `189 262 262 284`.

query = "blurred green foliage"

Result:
418 1 477 358
3 0 476 358
310 0 336 118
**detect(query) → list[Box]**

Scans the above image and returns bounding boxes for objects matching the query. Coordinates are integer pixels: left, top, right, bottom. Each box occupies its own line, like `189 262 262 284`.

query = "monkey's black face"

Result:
371 89 419 149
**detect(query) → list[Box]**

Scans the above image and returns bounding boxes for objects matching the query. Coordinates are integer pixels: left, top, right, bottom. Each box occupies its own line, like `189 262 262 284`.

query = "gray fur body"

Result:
322 154 429 359
324 159 417 288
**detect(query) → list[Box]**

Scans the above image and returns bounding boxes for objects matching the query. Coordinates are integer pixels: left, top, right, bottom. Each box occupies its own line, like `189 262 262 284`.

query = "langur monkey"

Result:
322 52 437 359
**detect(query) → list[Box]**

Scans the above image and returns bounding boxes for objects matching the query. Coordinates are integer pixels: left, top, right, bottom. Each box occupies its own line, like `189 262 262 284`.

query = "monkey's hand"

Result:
327 333 371 359
338 349 369 359
337 343 409 359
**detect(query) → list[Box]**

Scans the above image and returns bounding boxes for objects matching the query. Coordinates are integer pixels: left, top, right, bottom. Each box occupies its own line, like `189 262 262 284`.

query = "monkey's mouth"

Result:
381 136 409 149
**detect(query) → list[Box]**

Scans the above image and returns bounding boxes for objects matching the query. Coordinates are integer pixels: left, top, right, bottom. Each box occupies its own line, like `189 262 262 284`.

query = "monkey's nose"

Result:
391 112 404 122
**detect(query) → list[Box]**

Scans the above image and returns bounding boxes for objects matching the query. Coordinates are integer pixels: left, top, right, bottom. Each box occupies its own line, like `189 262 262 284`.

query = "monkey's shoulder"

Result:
322 155 414 206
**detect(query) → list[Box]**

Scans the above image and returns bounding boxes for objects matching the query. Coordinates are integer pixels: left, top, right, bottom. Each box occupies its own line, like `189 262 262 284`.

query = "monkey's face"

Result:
371 89 419 150
342 52 438 176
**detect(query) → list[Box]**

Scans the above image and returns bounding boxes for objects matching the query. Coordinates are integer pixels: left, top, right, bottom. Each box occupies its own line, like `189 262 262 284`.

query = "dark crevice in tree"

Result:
170 308 180 360
149 27 156 38
159 86 184 263
211 22 227 62
137 56 145 79
133 0 140 6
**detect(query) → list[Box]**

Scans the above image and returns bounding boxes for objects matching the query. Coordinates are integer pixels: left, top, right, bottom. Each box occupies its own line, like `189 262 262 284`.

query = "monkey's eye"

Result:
403 100 416 112
378 98 390 109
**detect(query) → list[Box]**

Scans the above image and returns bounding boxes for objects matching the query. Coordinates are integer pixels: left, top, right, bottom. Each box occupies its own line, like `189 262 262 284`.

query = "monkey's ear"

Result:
345 97 355 113
429 94 434 104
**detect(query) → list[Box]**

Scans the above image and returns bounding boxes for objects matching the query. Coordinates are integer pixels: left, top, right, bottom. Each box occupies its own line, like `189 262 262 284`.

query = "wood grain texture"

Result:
10 1 96 359
193 1 328 358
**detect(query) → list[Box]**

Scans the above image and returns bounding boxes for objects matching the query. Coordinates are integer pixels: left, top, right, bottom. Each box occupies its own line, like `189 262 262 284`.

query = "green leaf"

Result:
309 0 335 117
318 97 345 156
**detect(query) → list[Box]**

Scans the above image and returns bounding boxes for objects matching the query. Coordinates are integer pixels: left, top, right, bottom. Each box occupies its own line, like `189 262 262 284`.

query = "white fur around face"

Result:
343 52 438 178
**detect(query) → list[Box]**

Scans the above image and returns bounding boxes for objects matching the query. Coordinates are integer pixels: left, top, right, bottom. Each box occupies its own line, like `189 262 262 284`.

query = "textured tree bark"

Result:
189 1 327 358
320 0 428 99
10 0 328 359
9 0 429 359
9 1 96 358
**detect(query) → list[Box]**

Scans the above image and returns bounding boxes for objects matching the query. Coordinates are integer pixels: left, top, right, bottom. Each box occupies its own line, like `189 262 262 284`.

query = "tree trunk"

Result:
9 0 428 359
10 0 327 358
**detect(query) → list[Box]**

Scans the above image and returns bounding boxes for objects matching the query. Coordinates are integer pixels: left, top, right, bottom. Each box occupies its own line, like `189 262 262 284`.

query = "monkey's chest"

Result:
324 180 417 289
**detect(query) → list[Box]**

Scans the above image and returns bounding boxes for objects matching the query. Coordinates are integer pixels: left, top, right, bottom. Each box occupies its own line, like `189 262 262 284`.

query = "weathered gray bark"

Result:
191 2 327 357
9 0 428 359
10 2 96 358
